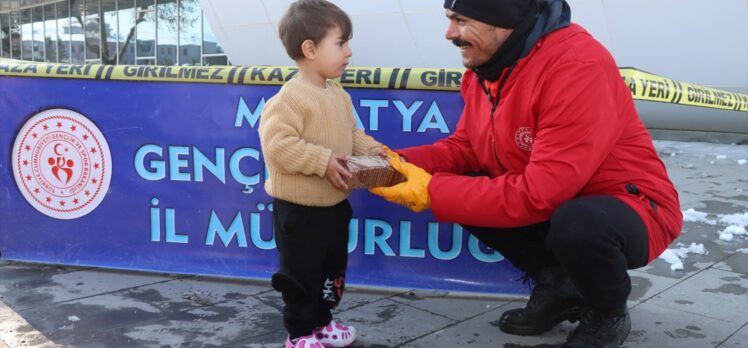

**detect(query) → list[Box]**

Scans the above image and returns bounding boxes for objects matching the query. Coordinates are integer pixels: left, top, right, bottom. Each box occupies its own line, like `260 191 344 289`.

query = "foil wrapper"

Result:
345 156 406 189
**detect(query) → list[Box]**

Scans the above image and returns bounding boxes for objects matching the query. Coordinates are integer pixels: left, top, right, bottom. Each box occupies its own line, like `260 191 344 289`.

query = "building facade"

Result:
0 0 227 65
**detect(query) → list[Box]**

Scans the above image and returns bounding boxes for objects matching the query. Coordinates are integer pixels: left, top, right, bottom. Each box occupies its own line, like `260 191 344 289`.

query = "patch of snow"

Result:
738 159 747 165
716 155 727 160
723 225 747 235
658 243 707 271
67 315 80 322
658 249 683 271
682 208 716 225
719 213 748 227
681 209 746 228
718 225 747 242
683 210 748 243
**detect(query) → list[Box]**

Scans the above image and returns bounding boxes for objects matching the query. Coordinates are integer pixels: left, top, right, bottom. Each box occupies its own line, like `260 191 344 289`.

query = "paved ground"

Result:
1 139 747 348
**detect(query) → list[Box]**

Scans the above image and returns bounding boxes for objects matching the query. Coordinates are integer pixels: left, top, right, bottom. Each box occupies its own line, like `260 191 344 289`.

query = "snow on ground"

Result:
719 225 747 241
719 212 748 227
681 210 747 231
716 212 748 241
658 243 707 271
682 208 716 225
660 209 747 270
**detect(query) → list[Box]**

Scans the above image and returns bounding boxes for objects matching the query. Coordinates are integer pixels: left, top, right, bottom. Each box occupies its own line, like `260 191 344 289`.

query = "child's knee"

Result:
272 270 307 300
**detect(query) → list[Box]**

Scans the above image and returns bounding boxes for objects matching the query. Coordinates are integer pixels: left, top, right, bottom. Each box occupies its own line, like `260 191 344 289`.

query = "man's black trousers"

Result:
272 198 352 339
465 195 649 311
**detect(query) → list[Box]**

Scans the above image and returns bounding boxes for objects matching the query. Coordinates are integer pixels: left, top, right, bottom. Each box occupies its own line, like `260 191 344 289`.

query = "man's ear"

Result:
301 39 316 59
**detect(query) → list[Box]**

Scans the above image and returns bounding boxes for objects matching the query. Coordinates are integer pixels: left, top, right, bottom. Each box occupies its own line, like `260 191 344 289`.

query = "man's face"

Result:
445 10 514 68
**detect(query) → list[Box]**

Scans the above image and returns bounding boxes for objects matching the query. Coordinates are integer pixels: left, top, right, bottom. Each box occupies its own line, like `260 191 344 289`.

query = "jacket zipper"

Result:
481 65 515 174
489 102 503 172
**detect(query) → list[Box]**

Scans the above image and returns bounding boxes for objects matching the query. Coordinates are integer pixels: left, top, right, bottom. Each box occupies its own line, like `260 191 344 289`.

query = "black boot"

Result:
563 306 631 348
498 268 585 335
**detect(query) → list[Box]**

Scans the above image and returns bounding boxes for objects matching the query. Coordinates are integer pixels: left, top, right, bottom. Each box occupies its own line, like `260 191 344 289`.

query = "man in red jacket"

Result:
370 0 682 347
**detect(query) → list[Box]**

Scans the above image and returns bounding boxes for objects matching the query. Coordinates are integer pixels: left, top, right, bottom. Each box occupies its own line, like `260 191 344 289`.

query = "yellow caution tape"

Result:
0 61 461 91
619 68 748 112
1 59 745 112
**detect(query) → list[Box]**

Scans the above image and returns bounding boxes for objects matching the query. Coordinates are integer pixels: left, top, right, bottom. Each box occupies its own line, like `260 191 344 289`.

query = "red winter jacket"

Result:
399 24 682 262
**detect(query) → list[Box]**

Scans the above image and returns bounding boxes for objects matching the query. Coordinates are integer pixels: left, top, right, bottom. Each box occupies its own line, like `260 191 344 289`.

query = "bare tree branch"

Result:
117 10 146 63
69 0 199 65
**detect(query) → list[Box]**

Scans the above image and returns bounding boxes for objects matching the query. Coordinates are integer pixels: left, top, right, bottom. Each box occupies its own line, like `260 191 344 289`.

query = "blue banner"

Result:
0 73 526 295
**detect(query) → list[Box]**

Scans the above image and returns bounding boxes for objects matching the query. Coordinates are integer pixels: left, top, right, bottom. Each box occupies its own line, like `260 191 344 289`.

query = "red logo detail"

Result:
13 109 111 219
514 127 534 152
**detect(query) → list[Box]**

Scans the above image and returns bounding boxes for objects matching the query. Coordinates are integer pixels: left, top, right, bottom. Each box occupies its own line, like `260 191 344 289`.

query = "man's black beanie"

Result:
444 0 534 29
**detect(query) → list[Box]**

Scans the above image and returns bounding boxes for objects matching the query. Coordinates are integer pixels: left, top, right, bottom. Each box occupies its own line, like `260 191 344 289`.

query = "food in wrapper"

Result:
345 155 406 189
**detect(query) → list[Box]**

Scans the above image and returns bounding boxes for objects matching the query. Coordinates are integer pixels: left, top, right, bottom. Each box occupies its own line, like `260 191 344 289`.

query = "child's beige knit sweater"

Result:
259 78 382 207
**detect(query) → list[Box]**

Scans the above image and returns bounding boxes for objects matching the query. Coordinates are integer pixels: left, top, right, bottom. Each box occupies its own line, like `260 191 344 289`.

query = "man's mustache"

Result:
452 39 471 48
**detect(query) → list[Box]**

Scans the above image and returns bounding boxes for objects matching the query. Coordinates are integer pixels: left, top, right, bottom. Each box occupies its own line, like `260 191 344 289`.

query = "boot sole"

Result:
499 306 584 336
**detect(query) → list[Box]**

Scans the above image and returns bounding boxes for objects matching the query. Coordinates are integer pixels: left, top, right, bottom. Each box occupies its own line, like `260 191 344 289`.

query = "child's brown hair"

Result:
278 0 352 60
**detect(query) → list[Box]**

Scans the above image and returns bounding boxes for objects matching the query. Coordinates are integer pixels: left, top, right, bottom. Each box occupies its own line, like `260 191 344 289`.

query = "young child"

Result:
258 1 386 347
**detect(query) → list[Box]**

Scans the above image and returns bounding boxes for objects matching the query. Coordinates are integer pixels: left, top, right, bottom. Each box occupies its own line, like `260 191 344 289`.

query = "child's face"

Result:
312 26 352 79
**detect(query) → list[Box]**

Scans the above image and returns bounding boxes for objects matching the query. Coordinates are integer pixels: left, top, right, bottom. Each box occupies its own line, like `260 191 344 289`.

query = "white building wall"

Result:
200 0 748 92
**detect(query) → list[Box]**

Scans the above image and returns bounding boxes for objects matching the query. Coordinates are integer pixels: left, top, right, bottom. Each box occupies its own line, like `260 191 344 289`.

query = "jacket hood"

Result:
521 0 572 57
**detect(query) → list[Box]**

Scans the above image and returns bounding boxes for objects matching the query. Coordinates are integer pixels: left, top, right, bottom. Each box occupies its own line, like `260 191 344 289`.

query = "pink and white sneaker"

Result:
285 334 323 348
314 320 356 347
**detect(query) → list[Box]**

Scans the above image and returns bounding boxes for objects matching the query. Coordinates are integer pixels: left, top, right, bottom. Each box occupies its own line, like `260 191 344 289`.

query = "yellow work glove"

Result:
369 154 432 212
377 145 400 160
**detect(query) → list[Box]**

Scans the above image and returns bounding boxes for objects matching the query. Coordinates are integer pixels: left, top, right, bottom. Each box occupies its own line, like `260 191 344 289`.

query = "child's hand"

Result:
376 147 389 159
377 146 406 162
326 154 352 190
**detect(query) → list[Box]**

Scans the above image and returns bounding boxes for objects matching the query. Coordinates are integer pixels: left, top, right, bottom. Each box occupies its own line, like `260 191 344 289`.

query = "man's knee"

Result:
546 198 607 251
461 225 507 252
